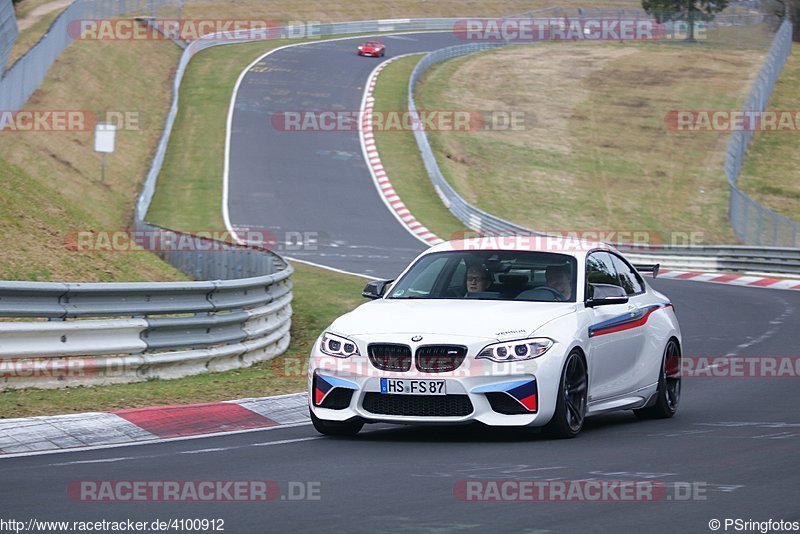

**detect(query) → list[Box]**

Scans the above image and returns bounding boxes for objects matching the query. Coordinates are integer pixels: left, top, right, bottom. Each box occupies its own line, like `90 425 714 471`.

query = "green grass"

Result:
739 42 800 228
372 55 468 240
0 35 187 282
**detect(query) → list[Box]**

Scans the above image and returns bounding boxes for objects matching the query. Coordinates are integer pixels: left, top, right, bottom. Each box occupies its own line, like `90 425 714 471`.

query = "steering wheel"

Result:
532 286 566 301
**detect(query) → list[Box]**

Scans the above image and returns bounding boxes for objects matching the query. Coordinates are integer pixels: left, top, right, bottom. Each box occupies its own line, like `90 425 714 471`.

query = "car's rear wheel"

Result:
310 409 364 436
543 350 587 439
634 338 681 419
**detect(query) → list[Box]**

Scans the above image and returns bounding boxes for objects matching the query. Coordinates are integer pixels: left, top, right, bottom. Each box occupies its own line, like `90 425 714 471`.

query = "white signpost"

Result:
94 122 116 183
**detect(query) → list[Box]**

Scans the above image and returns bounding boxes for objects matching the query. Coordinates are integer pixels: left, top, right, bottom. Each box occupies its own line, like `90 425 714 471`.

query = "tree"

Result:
642 0 730 41
763 0 800 41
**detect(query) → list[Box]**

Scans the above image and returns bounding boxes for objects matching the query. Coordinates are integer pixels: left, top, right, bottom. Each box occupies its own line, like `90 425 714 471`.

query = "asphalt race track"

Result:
227 32 467 278
1 33 798 533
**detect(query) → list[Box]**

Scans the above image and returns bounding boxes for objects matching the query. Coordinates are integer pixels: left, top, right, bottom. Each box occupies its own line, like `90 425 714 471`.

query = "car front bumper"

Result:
308 344 567 427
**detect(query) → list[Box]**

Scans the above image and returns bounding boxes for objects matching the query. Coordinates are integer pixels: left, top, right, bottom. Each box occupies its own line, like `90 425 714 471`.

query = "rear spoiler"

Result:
633 263 660 278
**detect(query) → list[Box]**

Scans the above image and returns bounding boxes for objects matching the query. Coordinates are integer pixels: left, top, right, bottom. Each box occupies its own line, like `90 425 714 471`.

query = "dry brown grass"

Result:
419 42 767 243
175 0 641 23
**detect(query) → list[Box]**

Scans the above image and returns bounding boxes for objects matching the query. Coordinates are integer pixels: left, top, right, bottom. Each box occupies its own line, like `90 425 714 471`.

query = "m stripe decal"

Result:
588 304 669 338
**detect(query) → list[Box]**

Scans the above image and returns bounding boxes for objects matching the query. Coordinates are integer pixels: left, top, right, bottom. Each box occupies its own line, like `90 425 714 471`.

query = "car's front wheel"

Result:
310 410 364 437
543 350 587 439
634 338 681 419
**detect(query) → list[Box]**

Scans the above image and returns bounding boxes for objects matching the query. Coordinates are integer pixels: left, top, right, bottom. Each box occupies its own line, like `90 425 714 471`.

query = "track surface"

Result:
2 33 798 533
227 33 464 278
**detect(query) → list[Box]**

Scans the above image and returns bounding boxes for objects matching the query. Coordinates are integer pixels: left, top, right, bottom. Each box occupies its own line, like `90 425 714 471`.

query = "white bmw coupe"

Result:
308 237 682 438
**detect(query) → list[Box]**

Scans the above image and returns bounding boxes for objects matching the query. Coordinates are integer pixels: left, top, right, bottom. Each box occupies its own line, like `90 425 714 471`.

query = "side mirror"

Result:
362 280 393 299
586 296 629 308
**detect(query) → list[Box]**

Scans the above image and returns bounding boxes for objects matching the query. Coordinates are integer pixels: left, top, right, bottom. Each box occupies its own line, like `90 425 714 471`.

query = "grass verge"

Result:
415 41 767 244
0 36 187 281
738 42 800 224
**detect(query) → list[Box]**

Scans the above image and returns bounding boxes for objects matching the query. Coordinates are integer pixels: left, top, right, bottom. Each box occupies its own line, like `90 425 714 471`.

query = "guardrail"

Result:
0 227 293 390
407 36 800 276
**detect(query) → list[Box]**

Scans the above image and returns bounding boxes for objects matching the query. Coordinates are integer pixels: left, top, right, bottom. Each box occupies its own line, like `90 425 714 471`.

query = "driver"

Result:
545 264 572 300
466 265 492 293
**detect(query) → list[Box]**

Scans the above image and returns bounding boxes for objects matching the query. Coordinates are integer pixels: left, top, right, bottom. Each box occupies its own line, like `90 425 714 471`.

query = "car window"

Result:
387 251 577 302
610 254 645 295
393 256 448 297
585 251 621 299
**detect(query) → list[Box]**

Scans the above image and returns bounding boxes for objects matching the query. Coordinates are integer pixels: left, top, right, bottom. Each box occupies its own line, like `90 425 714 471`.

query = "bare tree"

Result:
765 0 800 41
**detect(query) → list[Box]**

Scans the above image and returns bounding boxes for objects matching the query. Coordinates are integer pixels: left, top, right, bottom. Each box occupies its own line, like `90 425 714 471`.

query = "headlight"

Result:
357 46 363 50
320 332 360 358
477 338 553 363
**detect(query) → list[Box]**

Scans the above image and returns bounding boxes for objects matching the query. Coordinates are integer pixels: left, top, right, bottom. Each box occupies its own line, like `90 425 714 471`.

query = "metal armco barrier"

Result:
0 228 293 389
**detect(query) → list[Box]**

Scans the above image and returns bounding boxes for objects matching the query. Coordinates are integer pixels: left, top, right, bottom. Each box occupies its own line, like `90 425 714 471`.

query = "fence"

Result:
0 0 184 113
726 19 797 246
0 0 17 77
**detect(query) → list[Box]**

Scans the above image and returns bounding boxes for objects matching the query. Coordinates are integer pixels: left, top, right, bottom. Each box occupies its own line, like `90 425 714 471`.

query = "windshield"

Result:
387 251 578 302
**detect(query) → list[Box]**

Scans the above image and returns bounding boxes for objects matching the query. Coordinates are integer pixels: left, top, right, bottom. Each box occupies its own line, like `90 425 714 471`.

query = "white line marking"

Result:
252 436 323 447
180 447 229 454
49 457 137 466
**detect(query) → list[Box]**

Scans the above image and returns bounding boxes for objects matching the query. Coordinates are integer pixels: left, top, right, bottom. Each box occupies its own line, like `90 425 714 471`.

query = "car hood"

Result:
329 299 576 341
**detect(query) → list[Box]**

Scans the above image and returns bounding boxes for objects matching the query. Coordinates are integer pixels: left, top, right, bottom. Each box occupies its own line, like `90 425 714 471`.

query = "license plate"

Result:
380 378 446 395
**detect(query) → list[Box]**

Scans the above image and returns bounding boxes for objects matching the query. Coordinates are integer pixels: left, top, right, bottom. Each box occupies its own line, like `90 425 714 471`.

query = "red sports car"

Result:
357 40 386 57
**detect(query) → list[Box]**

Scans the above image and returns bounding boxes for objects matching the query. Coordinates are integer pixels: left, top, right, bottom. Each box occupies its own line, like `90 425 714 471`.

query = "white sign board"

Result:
94 122 116 153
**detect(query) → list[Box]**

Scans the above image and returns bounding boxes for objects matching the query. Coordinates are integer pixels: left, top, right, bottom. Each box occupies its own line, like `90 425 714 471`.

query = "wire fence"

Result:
0 0 18 77
726 19 797 246
0 0 183 112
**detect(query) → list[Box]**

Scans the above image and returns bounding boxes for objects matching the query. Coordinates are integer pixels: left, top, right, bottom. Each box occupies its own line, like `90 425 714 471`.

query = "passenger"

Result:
466 265 492 293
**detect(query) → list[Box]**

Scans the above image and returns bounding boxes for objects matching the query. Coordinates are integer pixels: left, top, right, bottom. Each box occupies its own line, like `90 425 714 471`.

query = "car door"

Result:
585 251 643 402
609 253 656 393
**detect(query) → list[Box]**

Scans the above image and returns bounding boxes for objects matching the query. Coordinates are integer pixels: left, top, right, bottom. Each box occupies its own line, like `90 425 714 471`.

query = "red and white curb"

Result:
0 393 309 457
657 270 800 290
360 57 443 247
